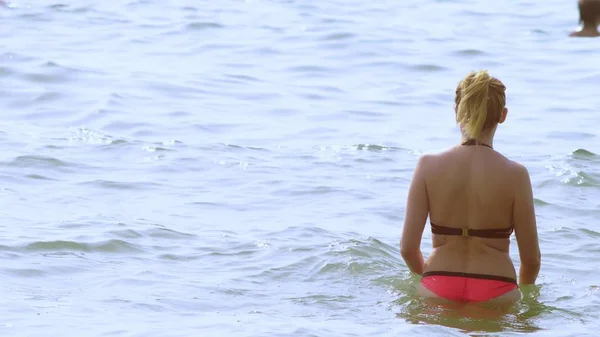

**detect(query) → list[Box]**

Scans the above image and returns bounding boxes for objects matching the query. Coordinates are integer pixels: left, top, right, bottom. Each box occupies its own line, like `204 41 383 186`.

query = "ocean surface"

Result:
1 0 599 336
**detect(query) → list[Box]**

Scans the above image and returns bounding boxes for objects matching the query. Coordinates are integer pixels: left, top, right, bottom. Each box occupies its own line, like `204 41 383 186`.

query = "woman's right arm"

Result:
400 155 430 275
512 164 541 284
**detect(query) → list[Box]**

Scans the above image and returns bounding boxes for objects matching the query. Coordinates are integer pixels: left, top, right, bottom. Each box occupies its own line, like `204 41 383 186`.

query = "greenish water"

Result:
1 0 599 336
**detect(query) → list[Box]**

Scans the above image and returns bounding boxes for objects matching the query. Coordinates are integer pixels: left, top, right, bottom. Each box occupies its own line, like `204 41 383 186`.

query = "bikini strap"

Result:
461 138 492 149
431 222 513 239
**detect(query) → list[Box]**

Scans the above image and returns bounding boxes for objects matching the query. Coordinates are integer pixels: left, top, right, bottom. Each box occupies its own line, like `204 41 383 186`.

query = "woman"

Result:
400 70 541 303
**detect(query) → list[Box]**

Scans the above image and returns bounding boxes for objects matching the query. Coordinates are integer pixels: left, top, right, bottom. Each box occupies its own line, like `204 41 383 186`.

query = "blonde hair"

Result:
455 70 506 140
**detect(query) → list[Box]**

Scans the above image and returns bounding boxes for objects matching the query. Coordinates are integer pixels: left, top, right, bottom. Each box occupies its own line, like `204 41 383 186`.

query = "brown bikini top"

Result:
430 222 513 238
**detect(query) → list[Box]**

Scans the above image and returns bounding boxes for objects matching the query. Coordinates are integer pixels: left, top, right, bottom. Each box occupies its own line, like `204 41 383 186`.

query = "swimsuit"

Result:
420 271 518 303
420 139 519 303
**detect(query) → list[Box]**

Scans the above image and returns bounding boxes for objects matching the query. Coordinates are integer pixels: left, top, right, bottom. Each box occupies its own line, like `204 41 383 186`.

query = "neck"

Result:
461 135 494 147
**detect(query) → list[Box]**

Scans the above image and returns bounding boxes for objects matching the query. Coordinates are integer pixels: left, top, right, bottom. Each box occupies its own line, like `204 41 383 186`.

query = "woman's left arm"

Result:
400 155 430 275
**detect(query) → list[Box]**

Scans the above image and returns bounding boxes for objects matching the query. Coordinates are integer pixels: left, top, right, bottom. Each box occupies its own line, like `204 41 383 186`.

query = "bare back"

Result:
423 145 521 279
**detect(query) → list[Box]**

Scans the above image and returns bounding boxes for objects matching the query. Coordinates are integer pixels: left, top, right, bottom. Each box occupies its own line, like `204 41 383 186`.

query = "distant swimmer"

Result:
569 0 600 37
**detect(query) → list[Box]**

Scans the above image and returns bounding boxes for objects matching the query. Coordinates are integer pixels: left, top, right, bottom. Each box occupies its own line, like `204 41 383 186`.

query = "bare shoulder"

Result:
416 152 437 163
506 160 532 187
492 151 528 174
413 153 433 172
410 153 442 183
413 147 459 175
507 160 529 174
413 151 443 171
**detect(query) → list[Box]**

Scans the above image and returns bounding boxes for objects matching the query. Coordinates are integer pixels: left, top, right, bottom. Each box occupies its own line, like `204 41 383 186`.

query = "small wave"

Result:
189 123 240 134
571 149 597 158
578 229 600 239
262 225 340 241
68 127 115 146
48 4 68 10
321 32 356 41
218 143 270 152
143 81 206 99
187 201 230 209
274 185 346 197
166 110 191 118
546 159 600 187
531 29 549 35
561 171 599 187
17 11 53 22
250 46 282 56
254 232 401 282
409 64 447 72
107 229 144 239
144 227 197 239
286 65 332 74
102 121 159 136
353 144 405 151
367 100 407 107
79 180 162 191
318 17 357 25
296 92 329 101
23 239 142 253
346 109 386 118
222 73 263 84
206 238 271 256
453 48 487 56
142 145 173 153
0 52 37 62
108 139 128 145
25 173 58 181
6 155 73 169
0 66 16 77
356 60 405 69
22 61 91 84
31 91 63 103
547 131 596 140
48 3 91 13
185 22 224 30
157 254 201 262
289 293 355 306
2 268 47 277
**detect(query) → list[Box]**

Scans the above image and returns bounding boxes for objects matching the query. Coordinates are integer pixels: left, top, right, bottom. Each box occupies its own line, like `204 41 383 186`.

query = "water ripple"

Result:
5 155 74 169
185 21 224 30
79 180 162 191
14 239 143 253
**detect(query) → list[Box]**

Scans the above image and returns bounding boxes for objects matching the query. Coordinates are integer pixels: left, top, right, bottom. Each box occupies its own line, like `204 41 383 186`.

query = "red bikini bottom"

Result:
420 271 518 303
